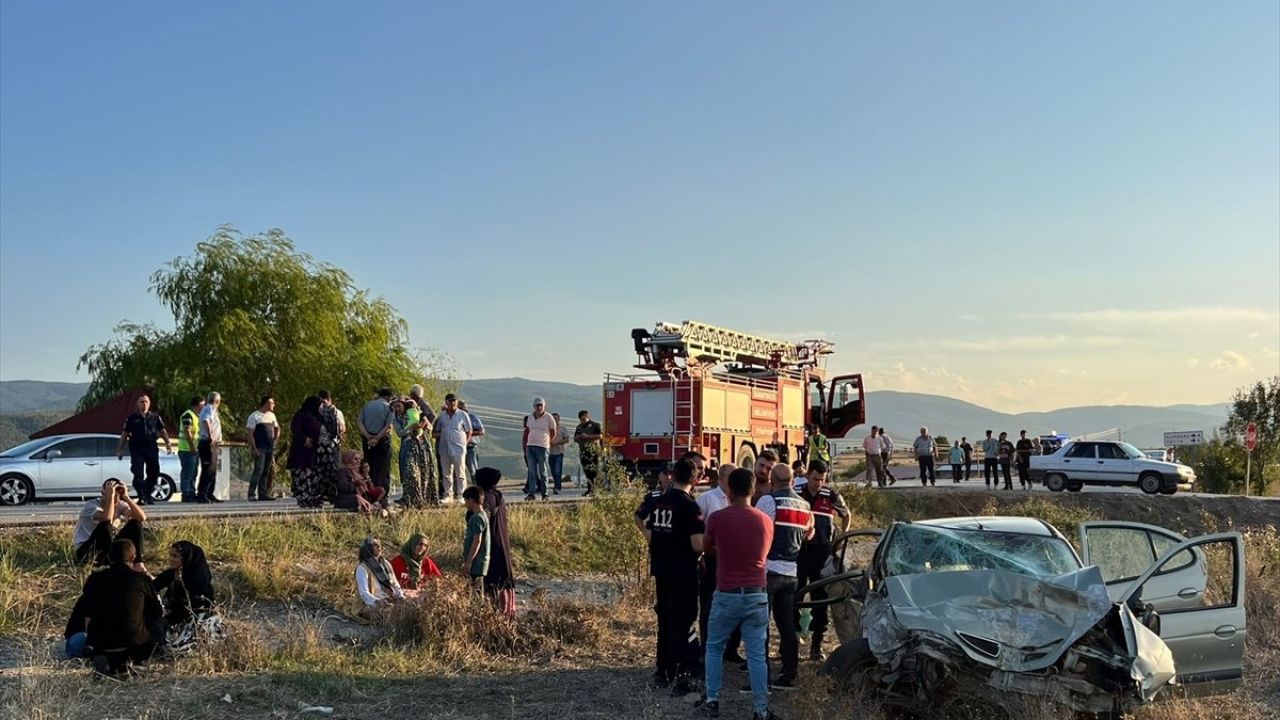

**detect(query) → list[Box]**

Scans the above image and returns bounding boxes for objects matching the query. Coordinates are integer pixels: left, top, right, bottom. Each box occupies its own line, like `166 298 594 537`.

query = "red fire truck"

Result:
603 321 865 477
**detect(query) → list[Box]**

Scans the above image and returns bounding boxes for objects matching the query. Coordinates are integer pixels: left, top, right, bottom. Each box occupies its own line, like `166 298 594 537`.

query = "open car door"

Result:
1114 532 1247 695
1079 521 1208 609
795 529 882 645
822 374 865 439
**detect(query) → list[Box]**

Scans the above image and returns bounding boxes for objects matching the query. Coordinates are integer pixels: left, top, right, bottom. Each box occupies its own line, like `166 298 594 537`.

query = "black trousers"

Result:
699 556 741 656
917 455 936 484
964 459 973 480
1017 458 1031 486
654 576 700 682
363 438 392 496
197 439 217 499
96 641 158 675
795 550 829 638
766 572 799 680
1001 460 1013 488
129 448 160 499
951 464 963 483
983 458 999 485
75 519 144 566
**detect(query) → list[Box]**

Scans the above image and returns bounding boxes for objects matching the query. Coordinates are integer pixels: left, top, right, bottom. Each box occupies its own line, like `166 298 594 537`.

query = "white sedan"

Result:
1029 440 1196 494
0 434 180 505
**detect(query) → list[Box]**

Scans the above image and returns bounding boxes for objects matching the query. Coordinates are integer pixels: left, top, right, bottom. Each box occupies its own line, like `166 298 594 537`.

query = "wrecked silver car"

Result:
799 517 1246 716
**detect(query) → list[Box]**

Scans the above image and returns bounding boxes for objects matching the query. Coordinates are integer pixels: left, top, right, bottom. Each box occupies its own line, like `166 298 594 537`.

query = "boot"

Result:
809 631 825 661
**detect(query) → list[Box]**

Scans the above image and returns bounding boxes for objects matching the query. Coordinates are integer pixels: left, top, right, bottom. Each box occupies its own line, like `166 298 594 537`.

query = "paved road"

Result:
0 481 592 527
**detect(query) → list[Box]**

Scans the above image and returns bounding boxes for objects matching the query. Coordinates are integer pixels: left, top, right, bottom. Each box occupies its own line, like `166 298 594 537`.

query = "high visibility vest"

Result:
808 433 831 463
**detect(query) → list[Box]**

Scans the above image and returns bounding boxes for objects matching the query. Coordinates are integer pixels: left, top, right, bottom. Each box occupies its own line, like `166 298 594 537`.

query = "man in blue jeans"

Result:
701 468 777 720
177 396 204 502
522 398 556 500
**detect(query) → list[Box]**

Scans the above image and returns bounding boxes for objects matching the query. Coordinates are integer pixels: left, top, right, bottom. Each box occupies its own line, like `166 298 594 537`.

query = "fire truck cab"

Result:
603 321 865 478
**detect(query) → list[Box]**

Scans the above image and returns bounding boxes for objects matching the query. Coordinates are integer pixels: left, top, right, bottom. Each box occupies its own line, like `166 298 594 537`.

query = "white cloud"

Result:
1209 350 1250 372
1027 306 1278 325
937 335 1127 352
870 363 975 400
1186 358 1200 368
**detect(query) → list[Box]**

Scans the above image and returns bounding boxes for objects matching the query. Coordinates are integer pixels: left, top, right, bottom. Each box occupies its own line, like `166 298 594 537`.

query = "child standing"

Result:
462 487 490 594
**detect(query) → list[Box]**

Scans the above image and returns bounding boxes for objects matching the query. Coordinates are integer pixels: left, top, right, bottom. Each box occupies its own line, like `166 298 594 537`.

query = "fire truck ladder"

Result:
672 376 696 460
636 320 832 370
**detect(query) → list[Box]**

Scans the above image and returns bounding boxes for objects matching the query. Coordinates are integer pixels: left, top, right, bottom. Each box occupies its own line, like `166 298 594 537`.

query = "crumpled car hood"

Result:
865 566 1116 672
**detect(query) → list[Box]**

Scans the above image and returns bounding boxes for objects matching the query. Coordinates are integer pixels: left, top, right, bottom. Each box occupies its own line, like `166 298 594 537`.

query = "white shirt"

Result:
246 410 278 433
549 424 571 456
434 409 473 452
880 434 894 453
199 405 222 442
355 563 404 607
862 434 883 455
696 486 729 519
525 413 556 449
73 499 130 546
754 494 796 577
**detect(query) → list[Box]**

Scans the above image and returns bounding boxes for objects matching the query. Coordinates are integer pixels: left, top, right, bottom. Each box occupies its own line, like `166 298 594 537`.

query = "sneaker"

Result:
524 494 535 502
770 677 797 691
553 489 560 495
809 648 825 662
541 494 549 500
670 678 697 698
696 699 720 718
888 477 896 486
91 654 112 677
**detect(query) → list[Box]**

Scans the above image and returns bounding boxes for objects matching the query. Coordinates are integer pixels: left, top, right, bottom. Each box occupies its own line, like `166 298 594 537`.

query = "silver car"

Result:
1029 440 1197 494
0 434 180 505
803 516 1246 716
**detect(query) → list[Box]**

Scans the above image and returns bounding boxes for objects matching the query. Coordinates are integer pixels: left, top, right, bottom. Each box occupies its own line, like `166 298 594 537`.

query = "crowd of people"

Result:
636 450 849 720
861 425 1045 490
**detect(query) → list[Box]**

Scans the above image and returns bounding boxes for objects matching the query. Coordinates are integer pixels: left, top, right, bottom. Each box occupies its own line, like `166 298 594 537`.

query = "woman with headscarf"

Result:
288 396 326 508
391 397 427 508
390 533 442 590
355 536 407 608
152 540 223 652
474 467 516 617
336 450 384 515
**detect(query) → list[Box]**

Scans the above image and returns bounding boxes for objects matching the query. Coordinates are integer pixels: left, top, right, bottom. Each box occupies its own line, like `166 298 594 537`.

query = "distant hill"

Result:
0 381 88 413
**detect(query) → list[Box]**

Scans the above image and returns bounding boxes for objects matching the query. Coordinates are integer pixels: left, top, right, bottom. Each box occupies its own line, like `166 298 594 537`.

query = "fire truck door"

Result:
824 374 865 439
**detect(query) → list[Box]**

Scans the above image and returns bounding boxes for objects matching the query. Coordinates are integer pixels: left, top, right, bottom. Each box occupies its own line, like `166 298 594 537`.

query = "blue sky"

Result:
1 2 1277 412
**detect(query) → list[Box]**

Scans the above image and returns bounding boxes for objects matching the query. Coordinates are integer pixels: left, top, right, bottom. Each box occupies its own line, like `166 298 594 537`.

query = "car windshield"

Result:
1117 442 1146 459
882 523 1082 580
0 438 52 458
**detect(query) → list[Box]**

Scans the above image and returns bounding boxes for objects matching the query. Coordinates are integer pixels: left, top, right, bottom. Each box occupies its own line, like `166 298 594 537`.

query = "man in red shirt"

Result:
700 468 777 720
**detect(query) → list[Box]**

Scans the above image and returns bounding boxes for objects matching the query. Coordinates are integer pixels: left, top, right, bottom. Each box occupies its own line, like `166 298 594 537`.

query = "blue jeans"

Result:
525 446 548 496
178 450 199 499
466 444 479 481
549 453 565 491
248 447 274 499
66 631 88 659
704 590 770 715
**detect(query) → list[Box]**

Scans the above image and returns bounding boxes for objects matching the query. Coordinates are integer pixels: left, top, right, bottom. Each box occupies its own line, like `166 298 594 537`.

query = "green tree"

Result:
77 226 452 447
1221 376 1279 495
1177 438 1246 495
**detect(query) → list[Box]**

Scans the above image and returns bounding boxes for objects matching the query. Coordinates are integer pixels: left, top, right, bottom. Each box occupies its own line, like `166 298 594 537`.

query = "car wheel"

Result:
152 474 176 502
822 638 880 689
1066 478 1084 492
1138 472 1162 495
0 473 34 506
1044 473 1067 492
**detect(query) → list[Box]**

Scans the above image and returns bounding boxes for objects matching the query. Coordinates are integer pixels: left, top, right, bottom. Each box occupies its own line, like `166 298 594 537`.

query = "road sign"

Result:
1245 422 1257 452
1163 431 1204 447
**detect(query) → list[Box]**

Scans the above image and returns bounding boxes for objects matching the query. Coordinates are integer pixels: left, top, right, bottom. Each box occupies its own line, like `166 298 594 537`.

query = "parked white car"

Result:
0 434 179 506
1029 440 1196 494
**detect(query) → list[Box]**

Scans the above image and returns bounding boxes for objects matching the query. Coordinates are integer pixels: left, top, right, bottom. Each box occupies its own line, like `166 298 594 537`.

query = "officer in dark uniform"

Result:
795 459 849 661
115 394 171 504
644 458 705 696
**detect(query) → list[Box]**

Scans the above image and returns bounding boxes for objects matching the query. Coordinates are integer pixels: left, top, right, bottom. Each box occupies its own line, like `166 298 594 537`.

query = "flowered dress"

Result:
318 403 343 501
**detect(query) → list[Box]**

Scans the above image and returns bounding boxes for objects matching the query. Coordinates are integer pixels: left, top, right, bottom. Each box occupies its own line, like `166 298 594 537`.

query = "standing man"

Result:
522 398 556 501
960 436 974 482
701 467 775 720
862 426 886 488
878 427 897 484
981 430 1000 488
796 460 850 662
1015 430 1035 489
358 388 395 506
116 394 171 505
573 410 603 496
177 396 204 502
806 425 830 470
949 440 965 484
458 400 485 482
196 392 222 503
998 431 1016 490
432 393 473 503
644 458 705 697
753 463 812 690
751 449 778 505
548 413 571 495
913 427 937 487
245 396 280 501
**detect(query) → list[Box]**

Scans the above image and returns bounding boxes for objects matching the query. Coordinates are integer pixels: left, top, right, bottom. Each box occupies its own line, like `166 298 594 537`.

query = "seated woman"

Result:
67 538 164 676
152 540 223 653
335 451 385 515
390 533 442 591
355 536 410 610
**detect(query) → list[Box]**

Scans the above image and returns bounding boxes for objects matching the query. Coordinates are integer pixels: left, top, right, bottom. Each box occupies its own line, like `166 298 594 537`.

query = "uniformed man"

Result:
796 460 850 661
574 410 604 495
1015 430 1035 488
115 394 171 504
644 458 705 697
806 425 831 469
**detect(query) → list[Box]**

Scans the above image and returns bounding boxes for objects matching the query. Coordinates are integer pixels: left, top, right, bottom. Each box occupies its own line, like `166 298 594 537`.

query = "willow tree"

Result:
77 226 451 438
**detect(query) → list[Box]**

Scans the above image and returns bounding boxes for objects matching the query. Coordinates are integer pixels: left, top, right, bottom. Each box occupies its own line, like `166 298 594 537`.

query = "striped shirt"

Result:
756 488 812 577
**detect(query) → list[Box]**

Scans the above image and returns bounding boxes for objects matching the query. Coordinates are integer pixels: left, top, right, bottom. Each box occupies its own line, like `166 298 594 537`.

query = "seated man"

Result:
74 539 164 676
73 479 147 566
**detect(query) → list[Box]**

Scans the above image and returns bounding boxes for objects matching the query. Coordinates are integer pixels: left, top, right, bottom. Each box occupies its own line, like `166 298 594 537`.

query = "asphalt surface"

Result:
867 463 1273 500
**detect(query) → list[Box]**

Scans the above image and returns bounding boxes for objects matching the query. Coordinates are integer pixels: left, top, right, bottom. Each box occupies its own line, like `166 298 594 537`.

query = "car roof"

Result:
42 433 116 440
915 516 1061 537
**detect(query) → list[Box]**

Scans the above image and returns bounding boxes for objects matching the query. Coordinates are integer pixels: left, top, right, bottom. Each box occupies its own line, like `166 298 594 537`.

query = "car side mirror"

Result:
45 449 62 461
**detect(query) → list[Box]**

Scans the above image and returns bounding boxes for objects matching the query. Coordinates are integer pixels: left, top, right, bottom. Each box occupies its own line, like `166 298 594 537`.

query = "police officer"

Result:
115 394 171 504
795 460 849 661
644 457 705 696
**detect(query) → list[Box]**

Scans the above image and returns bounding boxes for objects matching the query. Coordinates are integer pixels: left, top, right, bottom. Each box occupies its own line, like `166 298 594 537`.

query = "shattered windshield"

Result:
882 524 1081 580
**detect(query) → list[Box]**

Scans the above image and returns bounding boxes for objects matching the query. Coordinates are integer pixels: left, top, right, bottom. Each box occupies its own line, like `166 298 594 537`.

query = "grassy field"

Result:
1 489 1277 720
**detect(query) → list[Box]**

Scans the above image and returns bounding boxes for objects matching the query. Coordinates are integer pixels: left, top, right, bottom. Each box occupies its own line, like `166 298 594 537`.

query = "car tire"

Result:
1044 473 1067 492
153 474 176 502
1066 478 1084 492
0 473 35 506
822 637 879 684
1138 472 1163 495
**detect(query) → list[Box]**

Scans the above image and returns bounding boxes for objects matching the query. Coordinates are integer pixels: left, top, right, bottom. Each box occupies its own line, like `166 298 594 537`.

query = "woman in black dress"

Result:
473 467 516 617
288 396 326 507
